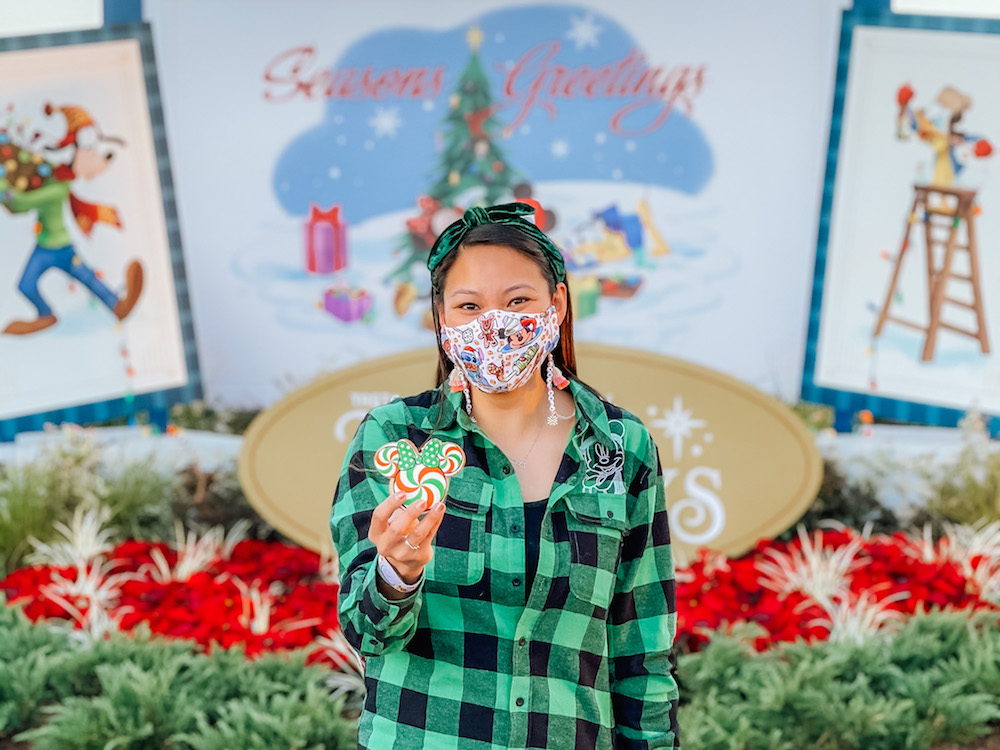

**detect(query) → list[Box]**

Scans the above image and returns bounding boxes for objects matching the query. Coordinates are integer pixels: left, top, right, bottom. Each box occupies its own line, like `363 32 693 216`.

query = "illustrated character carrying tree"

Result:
0 103 143 335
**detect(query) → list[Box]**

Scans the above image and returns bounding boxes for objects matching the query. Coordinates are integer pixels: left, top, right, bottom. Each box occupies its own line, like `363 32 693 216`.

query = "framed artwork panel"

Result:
0 23 200 439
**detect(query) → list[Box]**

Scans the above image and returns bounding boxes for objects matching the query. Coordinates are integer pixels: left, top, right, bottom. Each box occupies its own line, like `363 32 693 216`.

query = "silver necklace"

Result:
509 421 544 470
473 413 545 471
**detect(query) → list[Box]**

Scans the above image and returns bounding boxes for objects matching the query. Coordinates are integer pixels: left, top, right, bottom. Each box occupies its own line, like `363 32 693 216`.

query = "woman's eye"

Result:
508 297 529 307
458 303 479 311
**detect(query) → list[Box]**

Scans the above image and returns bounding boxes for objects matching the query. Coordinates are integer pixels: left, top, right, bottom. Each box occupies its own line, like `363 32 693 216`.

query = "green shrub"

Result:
18 657 201 750
0 601 357 749
0 598 71 662
677 612 1000 750
926 455 1000 527
0 462 88 576
101 460 177 542
42 627 198 702
0 440 274 571
169 401 260 436
0 603 76 734
173 684 356 750
3 596 998 750
915 412 1000 527
18 649 358 750
0 649 65 736
172 460 276 539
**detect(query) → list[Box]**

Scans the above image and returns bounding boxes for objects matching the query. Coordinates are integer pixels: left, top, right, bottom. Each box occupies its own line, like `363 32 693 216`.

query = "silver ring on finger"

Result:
404 537 420 551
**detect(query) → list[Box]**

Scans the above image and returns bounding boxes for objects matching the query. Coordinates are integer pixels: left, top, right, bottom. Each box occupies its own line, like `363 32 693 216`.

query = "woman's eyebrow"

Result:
502 283 535 294
449 283 536 297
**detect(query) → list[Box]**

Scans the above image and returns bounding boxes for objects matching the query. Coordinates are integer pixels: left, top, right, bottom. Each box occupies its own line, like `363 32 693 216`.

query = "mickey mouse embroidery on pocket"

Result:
581 419 626 494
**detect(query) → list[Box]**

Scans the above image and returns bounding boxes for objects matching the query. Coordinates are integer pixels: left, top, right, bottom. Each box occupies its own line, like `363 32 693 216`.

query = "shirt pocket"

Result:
425 476 492 586
563 492 628 609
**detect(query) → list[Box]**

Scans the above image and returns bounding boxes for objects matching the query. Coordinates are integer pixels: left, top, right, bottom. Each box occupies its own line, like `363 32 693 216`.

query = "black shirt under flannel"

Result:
330 381 679 749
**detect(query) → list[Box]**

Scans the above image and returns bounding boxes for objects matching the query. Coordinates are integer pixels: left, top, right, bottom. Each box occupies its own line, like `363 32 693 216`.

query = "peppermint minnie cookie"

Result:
374 438 465 511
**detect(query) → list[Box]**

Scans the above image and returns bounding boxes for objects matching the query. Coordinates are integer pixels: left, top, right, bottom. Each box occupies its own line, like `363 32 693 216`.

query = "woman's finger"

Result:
387 498 431 537
370 491 406 537
404 502 447 549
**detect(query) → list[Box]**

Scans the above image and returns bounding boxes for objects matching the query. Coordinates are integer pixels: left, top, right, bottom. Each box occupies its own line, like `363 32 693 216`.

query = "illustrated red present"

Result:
323 285 372 323
304 203 347 274
405 195 441 248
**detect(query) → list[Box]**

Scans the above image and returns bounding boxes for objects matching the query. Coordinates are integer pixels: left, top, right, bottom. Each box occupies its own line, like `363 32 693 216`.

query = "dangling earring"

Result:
449 367 465 393
546 355 559 426
550 357 569 390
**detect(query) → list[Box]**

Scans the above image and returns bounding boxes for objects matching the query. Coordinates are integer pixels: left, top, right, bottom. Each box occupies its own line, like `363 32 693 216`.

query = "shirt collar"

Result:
421 379 617 449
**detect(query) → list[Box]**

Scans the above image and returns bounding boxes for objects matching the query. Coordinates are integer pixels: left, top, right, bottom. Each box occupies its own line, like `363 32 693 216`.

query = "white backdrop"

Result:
146 0 845 408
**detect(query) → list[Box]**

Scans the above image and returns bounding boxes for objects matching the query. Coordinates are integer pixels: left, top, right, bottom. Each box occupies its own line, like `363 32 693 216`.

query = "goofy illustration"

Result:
0 103 143 335
896 84 993 188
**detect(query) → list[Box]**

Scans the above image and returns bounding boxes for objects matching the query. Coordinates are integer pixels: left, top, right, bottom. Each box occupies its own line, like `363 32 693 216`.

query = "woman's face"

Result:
439 244 567 328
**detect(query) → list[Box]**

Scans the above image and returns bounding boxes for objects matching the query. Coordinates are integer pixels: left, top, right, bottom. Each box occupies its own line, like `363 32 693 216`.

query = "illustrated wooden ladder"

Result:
873 184 990 362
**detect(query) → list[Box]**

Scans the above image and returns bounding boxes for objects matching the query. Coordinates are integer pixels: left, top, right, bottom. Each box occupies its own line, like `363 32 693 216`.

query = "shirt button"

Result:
511 524 521 534
502 465 512 475
518 637 527 647
512 578 522 587
516 697 525 707
607 510 614 518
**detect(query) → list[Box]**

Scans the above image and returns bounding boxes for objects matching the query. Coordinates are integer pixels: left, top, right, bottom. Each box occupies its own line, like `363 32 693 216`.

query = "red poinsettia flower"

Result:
3 527 996 658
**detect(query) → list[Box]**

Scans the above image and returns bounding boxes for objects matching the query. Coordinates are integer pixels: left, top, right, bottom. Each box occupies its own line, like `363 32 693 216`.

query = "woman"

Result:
330 203 679 749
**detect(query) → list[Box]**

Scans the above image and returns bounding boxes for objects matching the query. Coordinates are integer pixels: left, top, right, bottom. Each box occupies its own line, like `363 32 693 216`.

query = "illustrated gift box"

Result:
324 285 372 323
305 203 347 275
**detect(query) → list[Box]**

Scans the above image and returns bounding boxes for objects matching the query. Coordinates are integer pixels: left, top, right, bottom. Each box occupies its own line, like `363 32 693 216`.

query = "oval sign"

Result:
575 344 822 558
238 344 822 560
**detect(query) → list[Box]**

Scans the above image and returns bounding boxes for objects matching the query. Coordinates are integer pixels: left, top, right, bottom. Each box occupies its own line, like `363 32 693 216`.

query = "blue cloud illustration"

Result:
273 5 714 222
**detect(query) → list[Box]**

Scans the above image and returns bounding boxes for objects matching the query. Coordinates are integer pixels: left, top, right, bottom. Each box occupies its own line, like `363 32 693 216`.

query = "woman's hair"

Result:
430 223 579 387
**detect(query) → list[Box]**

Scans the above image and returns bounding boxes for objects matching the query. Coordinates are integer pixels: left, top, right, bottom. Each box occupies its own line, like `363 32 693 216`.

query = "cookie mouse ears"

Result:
374 438 466 510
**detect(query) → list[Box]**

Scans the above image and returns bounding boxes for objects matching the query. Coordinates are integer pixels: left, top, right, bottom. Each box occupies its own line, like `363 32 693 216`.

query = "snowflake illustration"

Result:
650 396 708 461
368 106 402 138
551 139 570 158
566 12 602 50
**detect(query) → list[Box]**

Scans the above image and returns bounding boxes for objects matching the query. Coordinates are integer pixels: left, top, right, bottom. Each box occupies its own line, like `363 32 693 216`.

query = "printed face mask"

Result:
441 306 560 393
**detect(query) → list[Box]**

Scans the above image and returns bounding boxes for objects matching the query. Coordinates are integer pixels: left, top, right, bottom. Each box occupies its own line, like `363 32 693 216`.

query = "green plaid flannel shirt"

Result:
330 381 679 749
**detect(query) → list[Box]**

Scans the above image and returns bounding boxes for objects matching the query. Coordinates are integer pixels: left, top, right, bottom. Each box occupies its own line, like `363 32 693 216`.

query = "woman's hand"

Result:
369 491 447 593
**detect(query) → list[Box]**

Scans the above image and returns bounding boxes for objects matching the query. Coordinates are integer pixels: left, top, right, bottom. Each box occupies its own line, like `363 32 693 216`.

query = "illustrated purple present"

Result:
324 286 372 322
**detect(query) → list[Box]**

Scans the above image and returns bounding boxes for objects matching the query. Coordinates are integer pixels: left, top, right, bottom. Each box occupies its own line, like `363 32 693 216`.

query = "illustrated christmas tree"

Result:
428 25 521 205
387 24 524 306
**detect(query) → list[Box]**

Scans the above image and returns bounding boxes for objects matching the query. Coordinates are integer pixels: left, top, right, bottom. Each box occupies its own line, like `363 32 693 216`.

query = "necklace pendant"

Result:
512 458 527 470
546 414 559 426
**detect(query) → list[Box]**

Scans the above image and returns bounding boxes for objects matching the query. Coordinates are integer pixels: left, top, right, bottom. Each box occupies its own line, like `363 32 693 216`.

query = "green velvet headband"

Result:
426 202 567 283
